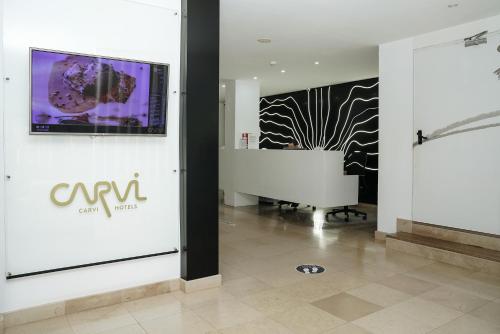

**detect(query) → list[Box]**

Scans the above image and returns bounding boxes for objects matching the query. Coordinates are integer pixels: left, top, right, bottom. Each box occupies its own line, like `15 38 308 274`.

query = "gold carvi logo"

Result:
50 173 147 218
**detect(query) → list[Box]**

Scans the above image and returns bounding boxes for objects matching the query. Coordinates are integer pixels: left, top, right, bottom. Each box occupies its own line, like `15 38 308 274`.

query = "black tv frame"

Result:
29 47 170 136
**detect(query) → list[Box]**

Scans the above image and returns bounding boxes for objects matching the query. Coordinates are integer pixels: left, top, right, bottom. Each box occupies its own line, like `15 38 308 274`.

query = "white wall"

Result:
219 82 235 194
0 0 6 312
219 102 225 147
378 14 500 234
219 80 260 207
233 80 260 147
377 38 414 233
0 0 182 312
224 81 236 148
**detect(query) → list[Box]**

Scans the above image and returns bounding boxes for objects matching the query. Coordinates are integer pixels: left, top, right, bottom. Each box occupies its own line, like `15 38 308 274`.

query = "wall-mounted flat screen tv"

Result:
30 48 169 135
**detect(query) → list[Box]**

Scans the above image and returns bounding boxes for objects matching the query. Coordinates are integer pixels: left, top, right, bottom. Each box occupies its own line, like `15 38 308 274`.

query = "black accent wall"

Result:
260 78 379 204
180 0 219 281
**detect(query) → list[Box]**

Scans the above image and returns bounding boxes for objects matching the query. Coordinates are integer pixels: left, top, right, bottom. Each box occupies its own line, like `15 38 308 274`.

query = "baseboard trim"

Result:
374 230 387 241
181 274 222 293
386 237 500 276
396 218 413 233
396 218 500 251
3 278 180 329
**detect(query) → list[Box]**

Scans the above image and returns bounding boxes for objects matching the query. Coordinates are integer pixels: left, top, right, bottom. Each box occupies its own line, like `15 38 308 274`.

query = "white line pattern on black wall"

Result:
259 78 379 204
260 79 379 171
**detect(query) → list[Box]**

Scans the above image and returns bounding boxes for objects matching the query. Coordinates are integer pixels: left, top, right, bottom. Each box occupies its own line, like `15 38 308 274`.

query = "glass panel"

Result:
2 0 181 277
413 30 500 234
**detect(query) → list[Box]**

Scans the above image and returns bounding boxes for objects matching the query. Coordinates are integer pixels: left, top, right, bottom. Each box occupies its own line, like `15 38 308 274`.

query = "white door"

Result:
413 31 500 234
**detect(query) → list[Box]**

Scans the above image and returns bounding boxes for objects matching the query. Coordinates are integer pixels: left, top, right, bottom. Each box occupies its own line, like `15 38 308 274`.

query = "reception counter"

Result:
220 149 358 208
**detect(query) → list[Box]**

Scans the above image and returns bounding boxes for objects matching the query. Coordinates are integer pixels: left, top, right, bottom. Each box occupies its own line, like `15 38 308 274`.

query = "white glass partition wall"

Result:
2 0 181 278
413 30 500 235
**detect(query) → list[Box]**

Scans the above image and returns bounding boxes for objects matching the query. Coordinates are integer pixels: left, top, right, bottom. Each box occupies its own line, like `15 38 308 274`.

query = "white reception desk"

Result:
224 149 358 208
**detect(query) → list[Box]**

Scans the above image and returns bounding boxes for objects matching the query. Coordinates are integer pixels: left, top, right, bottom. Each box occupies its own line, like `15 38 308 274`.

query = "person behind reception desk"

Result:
283 140 301 150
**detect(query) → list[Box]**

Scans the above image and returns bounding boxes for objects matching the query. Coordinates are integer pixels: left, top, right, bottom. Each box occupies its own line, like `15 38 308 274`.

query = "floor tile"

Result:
215 318 293 334
405 263 475 286
343 262 397 282
67 305 137 334
353 307 434 334
448 272 500 300
420 285 489 313
124 293 184 322
92 324 145 334
311 292 382 321
322 323 373 334
5 316 74 334
429 314 500 334
191 299 264 329
369 252 434 274
387 297 463 328
219 245 254 266
347 283 412 307
378 273 439 296
250 266 309 288
139 310 215 334
228 256 290 275
225 237 306 259
220 264 247 282
314 271 368 292
277 278 342 303
469 300 500 327
172 288 235 309
270 304 346 334
221 276 272 298
467 272 500 287
240 289 306 315
269 247 344 268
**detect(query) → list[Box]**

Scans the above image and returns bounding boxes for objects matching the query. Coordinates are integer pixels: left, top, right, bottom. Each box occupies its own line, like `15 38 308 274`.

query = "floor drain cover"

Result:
296 264 325 274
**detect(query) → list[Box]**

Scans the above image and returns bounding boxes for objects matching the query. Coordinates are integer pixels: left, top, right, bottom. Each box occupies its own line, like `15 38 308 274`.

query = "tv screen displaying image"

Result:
30 48 169 135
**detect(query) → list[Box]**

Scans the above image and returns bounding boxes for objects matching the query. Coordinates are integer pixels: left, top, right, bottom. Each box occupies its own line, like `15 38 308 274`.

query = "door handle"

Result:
417 130 428 145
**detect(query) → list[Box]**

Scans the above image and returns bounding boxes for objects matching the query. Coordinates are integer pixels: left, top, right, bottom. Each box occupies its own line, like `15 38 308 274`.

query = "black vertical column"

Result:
180 0 220 281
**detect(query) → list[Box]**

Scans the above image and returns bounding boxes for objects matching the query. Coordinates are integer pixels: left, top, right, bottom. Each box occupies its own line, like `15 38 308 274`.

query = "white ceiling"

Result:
220 0 500 99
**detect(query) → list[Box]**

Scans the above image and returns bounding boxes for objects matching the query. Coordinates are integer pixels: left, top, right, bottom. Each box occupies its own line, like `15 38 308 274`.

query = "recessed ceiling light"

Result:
448 3 459 8
281 70 286 73
314 61 320 65
221 84 226 88
257 38 272 44
253 76 258 80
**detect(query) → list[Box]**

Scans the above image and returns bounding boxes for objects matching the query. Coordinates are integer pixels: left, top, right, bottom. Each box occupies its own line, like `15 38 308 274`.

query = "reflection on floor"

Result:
7 204 500 334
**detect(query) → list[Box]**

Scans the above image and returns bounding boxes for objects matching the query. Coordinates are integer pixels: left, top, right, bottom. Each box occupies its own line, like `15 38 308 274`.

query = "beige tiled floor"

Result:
312 293 382 321
6 204 500 333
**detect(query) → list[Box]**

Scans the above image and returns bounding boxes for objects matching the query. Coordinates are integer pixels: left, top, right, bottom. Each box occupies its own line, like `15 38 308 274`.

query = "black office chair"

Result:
325 152 368 222
278 200 299 211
